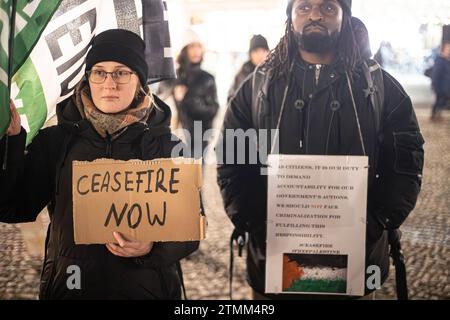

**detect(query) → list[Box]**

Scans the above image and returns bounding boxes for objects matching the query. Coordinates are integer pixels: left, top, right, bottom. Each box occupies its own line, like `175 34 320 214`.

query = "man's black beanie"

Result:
286 0 352 17
86 29 148 85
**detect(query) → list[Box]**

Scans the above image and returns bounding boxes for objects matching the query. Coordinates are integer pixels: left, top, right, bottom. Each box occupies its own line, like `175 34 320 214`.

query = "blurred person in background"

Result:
374 41 396 69
228 35 270 100
431 39 450 121
170 29 219 160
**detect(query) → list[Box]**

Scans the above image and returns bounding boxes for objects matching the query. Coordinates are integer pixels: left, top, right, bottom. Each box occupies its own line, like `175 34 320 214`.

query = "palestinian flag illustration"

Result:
282 254 348 294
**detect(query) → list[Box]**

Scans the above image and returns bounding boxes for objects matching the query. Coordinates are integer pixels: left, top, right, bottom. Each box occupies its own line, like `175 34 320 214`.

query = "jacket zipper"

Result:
295 99 306 151
105 134 112 157
304 64 323 153
315 64 322 86
305 66 319 154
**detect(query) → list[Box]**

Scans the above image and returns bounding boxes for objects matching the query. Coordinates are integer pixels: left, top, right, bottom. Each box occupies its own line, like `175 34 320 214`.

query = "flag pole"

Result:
2 0 17 170
8 0 17 90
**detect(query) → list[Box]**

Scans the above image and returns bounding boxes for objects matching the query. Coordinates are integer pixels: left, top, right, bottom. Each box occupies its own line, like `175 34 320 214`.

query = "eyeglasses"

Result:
87 69 137 84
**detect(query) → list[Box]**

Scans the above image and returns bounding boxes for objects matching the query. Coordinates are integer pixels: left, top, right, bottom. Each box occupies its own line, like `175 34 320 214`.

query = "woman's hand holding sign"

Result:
106 231 154 258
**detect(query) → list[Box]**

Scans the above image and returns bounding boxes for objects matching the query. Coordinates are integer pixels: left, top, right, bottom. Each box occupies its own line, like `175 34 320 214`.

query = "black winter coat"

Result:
0 95 199 300
176 65 219 133
432 55 450 97
217 58 424 298
228 61 256 101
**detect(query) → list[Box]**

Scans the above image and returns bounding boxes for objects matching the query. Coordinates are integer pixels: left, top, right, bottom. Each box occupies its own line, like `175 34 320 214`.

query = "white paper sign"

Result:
265 155 368 296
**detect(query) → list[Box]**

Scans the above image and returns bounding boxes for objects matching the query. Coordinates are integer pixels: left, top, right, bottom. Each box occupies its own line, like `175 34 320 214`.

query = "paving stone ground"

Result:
0 110 448 300
181 109 450 300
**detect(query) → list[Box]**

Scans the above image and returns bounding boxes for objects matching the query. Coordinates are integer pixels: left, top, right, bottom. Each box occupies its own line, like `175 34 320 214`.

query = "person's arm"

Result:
156 79 176 100
180 74 219 122
133 241 199 267
369 72 425 231
217 76 267 233
228 67 247 102
0 117 54 223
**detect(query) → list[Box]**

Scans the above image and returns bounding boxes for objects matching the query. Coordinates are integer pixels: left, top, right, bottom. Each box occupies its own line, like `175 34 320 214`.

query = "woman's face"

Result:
187 42 203 64
88 61 140 114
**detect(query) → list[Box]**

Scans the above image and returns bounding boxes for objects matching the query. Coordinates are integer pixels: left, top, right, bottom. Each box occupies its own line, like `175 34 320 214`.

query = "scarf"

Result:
74 82 152 140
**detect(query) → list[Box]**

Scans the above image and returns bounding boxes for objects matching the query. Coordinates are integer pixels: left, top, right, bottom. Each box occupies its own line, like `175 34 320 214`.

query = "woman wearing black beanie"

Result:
1 29 199 300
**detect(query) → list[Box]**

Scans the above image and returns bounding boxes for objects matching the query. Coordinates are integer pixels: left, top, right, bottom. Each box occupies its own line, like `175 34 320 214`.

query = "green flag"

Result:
4 0 175 145
12 0 62 75
0 0 61 139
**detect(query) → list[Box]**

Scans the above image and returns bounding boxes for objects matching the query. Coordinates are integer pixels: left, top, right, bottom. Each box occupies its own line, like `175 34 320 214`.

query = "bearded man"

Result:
218 0 424 300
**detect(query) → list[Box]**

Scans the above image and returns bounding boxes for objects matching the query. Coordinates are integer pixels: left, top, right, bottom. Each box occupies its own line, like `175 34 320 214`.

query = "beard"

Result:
294 27 340 54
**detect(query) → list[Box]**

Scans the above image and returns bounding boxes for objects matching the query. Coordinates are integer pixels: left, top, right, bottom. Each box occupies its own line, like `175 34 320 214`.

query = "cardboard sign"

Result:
72 158 205 244
265 155 368 296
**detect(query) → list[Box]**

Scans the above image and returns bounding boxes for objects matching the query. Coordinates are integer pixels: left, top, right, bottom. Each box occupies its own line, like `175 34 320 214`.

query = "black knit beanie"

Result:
86 29 148 85
249 35 269 52
443 25 450 44
286 0 352 17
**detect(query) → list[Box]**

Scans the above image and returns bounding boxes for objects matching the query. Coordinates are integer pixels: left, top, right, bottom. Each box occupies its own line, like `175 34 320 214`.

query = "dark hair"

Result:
262 12 360 78
351 16 372 60
177 46 190 70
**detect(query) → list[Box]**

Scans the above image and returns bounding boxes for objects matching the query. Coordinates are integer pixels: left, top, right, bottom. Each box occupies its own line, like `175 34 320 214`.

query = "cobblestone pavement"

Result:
0 223 42 300
0 110 448 300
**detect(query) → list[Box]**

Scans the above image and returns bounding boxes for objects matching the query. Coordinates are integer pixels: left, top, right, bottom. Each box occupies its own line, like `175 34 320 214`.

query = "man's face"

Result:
291 0 344 53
